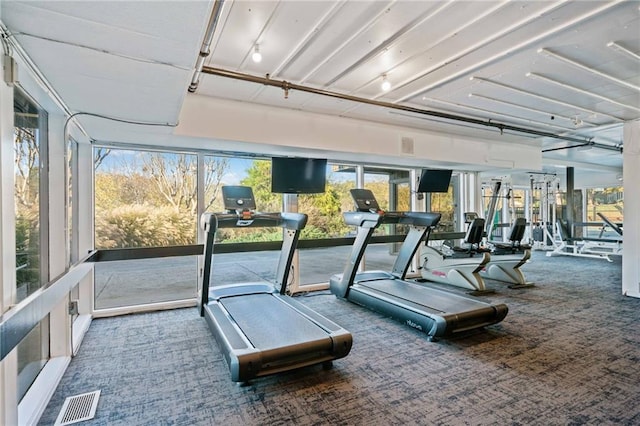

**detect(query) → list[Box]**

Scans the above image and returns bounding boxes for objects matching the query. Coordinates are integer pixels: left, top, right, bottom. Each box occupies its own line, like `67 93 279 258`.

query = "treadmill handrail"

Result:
343 210 441 228
201 211 308 232
198 210 307 314
334 210 442 295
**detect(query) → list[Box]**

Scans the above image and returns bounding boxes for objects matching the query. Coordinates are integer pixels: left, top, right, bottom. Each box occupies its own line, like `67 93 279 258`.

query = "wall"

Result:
0 23 88 422
622 120 639 298
176 94 542 172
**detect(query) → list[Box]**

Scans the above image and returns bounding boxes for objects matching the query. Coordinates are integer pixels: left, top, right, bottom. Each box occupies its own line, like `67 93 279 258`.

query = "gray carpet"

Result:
38 252 639 425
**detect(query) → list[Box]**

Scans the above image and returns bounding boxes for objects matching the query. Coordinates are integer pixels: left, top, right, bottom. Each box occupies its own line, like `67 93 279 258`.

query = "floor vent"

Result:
54 390 101 426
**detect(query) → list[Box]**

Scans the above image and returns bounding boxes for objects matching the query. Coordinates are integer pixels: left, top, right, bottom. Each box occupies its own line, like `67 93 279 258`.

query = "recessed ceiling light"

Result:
381 74 391 91
252 44 262 63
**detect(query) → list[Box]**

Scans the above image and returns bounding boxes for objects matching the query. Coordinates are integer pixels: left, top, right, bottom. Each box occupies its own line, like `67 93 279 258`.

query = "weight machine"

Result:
529 173 559 251
480 180 534 288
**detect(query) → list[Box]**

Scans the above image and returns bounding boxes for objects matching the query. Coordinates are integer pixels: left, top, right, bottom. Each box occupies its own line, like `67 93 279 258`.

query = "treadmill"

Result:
329 189 508 341
199 186 352 383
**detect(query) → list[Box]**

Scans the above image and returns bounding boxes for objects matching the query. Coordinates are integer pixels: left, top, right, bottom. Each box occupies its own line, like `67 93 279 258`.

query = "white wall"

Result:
622 120 639 298
0 24 82 423
77 142 95 315
176 94 543 172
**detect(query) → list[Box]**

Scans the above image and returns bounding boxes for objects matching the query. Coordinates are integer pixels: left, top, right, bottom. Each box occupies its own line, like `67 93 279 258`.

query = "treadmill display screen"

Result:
350 189 380 212
222 186 257 211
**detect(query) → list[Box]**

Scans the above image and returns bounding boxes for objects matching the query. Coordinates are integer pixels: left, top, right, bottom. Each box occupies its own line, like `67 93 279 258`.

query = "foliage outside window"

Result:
15 113 41 301
95 150 419 247
431 186 455 232
94 148 228 249
207 160 405 242
14 88 49 402
586 187 623 222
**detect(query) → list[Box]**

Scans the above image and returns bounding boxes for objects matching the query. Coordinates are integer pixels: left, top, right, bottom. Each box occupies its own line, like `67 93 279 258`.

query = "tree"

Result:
240 160 279 211
142 153 229 215
14 127 39 210
94 149 230 248
237 160 351 240
94 147 111 170
14 127 41 291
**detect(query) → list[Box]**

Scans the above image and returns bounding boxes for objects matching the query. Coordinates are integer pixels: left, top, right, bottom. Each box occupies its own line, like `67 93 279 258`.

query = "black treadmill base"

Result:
342 278 508 340
203 290 353 383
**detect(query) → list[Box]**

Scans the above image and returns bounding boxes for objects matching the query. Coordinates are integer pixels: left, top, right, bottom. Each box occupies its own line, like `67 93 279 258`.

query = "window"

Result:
93 148 202 309
585 187 624 239
14 88 49 401
14 89 47 301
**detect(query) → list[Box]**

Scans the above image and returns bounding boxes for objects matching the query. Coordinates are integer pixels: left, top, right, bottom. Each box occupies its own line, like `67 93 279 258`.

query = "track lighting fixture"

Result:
381 74 391 92
252 44 262 63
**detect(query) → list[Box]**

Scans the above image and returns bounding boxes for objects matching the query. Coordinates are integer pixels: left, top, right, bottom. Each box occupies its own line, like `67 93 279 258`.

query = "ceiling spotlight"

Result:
381 74 391 91
252 44 262 63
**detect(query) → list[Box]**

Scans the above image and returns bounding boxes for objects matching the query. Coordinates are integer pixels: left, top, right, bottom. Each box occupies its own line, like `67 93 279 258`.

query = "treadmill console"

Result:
350 189 381 213
222 186 257 212
464 212 478 223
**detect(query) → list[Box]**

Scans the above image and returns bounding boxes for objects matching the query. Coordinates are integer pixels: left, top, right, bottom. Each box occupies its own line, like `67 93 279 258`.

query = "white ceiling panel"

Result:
14 34 191 123
276 1 385 82
3 1 210 67
303 1 440 89
2 0 637 180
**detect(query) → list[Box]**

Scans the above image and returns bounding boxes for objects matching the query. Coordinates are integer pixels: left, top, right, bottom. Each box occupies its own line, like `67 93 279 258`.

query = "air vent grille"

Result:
54 390 101 426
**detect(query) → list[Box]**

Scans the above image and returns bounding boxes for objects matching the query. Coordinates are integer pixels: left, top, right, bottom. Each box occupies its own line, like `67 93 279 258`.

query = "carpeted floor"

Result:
38 251 639 425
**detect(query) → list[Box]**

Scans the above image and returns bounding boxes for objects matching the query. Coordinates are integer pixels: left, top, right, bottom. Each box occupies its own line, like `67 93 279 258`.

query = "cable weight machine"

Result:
529 173 559 251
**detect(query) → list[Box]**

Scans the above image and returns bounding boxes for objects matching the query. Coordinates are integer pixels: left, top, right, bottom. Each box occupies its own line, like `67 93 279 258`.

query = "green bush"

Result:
95 205 196 249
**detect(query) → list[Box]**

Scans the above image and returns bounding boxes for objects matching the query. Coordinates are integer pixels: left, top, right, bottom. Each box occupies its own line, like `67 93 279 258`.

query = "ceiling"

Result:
1 0 638 184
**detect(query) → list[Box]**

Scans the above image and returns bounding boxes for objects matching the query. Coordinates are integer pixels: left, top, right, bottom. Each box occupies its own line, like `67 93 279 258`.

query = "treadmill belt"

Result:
222 293 330 350
358 278 491 314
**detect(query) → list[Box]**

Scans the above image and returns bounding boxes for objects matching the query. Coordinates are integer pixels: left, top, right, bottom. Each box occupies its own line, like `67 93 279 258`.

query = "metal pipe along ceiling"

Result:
200 66 622 153
189 0 225 93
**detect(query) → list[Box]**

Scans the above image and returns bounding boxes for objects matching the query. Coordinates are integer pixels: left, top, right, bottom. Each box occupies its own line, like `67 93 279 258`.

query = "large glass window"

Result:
94 149 201 249
586 187 623 222
203 157 282 287
14 88 49 401
93 148 209 309
585 186 623 239
298 163 357 286
14 89 47 301
430 184 455 232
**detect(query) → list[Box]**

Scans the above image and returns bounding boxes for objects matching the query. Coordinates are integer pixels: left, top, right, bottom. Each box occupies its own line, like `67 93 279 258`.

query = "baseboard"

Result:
18 356 70 426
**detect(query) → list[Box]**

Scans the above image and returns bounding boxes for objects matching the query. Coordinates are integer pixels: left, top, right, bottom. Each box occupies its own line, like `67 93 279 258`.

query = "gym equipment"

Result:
482 217 534 288
419 215 493 295
330 189 508 342
547 215 622 262
597 212 623 237
199 186 352 383
529 173 559 251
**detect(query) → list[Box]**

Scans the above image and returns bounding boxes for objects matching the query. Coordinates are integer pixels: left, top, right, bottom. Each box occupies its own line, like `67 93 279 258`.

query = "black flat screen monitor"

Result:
271 158 327 194
418 169 452 193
